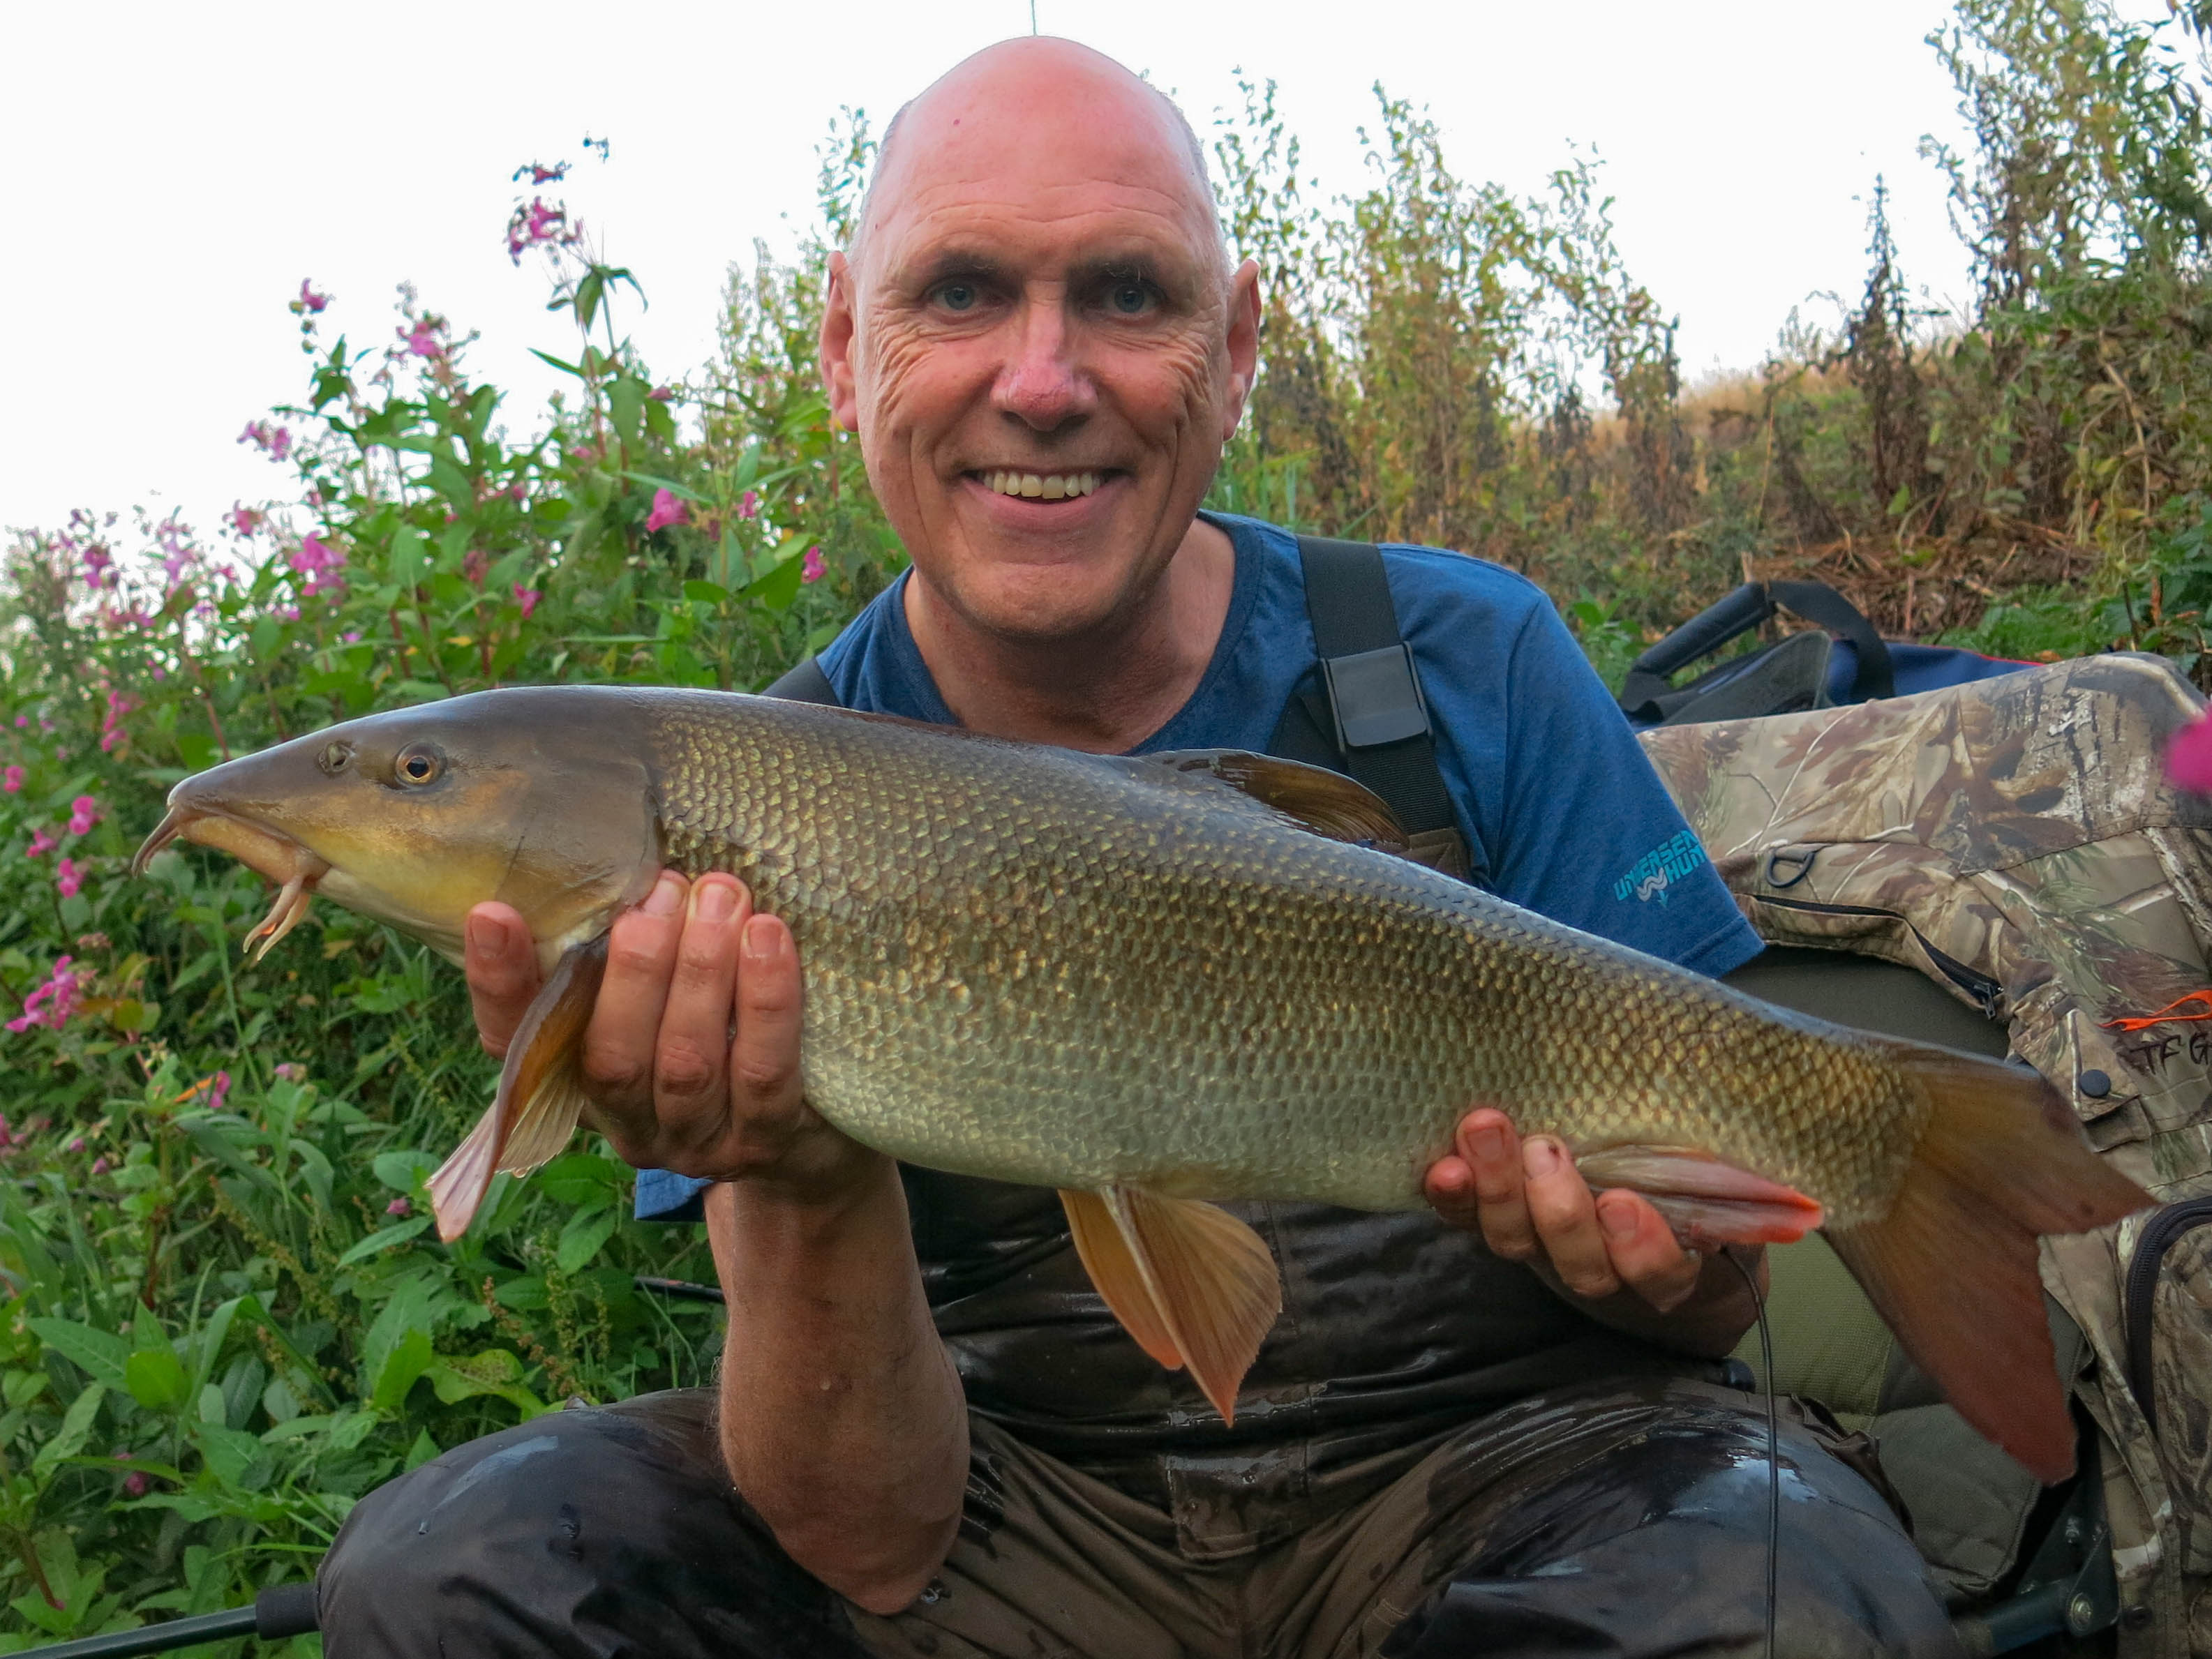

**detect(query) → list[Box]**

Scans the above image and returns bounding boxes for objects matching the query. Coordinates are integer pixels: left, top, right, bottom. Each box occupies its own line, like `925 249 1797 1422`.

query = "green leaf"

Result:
368 1328 433 1414
608 375 645 444
192 1422 269 1490
532 1153 624 1208
335 1216 431 1266
426 1350 548 1418
556 1206 619 1274
31 1385 105 1478
621 471 704 503
742 548 807 615
683 580 729 606
372 1150 435 1193
125 1349 189 1412
29 1319 130 1390
530 348 583 379
391 524 428 587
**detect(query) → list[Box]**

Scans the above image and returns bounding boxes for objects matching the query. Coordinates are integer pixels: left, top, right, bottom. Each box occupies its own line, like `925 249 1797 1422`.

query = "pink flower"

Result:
238 421 292 461
386 1197 412 1217
10 717 23 730
98 693 138 754
56 859 81 899
6 958 79 1033
227 504 264 536
513 583 541 620
273 1063 306 1082
81 541 114 589
205 1071 231 1113
648 386 673 403
463 548 488 587
738 490 759 520
514 160 569 186
288 534 346 599
2 767 20 794
297 279 329 314
402 319 442 359
645 489 688 534
68 795 100 836
2169 713 2212 793
65 1136 83 1153
27 827 56 858
89 1157 107 1176
124 1472 148 1498
802 545 825 585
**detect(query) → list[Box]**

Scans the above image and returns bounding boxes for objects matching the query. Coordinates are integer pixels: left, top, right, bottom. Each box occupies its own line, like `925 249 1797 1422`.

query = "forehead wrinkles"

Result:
867 186 1220 301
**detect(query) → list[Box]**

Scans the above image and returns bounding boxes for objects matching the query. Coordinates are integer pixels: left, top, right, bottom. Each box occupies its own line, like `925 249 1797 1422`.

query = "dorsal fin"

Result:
1113 749 1408 854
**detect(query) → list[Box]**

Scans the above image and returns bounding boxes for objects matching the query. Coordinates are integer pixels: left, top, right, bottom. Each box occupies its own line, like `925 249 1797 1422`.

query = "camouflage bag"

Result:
1640 652 2212 1657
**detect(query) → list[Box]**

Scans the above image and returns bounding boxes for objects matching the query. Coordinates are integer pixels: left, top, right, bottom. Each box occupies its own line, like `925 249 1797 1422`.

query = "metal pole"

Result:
12 1584 317 1659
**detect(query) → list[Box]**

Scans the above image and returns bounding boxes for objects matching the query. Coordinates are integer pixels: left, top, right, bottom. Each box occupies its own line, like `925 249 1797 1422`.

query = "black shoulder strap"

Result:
1270 536 1460 842
763 656 840 705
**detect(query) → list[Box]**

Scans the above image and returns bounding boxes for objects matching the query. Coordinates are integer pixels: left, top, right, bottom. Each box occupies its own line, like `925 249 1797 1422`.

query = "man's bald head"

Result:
847 38 1227 285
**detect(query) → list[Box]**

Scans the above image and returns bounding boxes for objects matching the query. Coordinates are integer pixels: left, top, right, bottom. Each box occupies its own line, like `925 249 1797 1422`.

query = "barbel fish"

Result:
133 686 2146 1480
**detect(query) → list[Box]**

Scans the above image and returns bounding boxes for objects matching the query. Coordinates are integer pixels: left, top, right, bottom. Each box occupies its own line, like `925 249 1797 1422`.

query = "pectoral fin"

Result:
428 934 609 1243
1058 1185 1282 1424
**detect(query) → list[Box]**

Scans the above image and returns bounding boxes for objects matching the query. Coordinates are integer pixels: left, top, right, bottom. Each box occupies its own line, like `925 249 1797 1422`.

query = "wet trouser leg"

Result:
317 1390 871 1657
318 1379 1960 1659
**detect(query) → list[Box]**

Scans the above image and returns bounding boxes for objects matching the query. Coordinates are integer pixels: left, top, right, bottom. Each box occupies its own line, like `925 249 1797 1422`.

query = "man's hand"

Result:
1424 1106 1762 1356
463 871 877 1197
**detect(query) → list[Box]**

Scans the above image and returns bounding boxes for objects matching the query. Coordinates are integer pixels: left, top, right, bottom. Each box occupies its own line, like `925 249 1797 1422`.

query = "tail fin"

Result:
1825 1042 2148 1485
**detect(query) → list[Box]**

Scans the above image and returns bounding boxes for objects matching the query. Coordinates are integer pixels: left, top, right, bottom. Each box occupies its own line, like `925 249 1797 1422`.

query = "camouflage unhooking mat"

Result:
1640 652 2212 1658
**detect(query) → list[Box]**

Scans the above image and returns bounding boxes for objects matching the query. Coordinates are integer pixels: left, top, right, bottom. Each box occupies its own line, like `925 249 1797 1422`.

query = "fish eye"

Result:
394 744 444 788
317 741 354 775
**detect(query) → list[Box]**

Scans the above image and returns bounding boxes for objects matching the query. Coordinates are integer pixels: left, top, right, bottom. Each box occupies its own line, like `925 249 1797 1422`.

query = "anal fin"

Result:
428 934 608 1243
1058 1185 1281 1425
1574 1144 1825 1248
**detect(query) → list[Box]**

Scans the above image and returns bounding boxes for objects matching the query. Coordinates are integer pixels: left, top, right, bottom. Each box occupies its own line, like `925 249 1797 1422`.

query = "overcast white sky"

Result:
1 0 2168 541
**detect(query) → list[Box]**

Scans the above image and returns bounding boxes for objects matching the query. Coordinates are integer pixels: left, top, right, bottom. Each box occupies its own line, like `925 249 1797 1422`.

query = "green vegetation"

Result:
6 0 2212 1644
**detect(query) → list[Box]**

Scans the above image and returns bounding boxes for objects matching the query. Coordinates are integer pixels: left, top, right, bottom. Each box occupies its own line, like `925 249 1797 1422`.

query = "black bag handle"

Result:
1618 580 1893 722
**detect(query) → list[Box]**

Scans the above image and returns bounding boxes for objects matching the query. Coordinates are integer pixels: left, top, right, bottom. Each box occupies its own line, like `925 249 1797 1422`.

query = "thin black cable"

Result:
1722 1247 1778 1659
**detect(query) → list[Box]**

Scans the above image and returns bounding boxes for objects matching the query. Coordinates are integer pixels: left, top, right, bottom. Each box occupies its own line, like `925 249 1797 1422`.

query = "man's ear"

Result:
1220 258 1262 441
820 250 861 434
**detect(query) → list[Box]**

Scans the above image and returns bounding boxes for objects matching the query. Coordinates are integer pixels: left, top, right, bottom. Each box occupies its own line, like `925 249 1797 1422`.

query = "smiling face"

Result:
821 39 1260 648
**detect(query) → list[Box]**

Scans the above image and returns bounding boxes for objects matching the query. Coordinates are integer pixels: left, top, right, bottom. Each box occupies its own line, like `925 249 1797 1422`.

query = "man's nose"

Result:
992 296 1097 430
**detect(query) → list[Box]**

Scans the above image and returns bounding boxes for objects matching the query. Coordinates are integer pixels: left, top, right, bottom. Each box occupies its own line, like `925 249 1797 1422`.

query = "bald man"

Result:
318 40 1963 1659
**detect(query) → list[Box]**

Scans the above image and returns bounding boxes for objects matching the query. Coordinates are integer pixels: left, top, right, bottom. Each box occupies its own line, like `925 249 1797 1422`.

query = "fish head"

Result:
134 689 663 970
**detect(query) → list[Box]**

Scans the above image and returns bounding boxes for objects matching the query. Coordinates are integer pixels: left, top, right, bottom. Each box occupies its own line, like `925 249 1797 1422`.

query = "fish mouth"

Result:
135 806 331 963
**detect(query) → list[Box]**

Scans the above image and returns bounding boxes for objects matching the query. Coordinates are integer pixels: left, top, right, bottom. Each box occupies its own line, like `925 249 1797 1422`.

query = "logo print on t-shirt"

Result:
1613 829 1707 906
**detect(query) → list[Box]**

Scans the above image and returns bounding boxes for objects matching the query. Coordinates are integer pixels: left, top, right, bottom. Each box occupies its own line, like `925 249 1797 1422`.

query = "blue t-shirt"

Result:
636 513 1759 1222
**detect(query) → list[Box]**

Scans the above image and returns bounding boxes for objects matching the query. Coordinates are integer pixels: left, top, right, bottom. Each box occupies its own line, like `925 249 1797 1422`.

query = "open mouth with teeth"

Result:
976 469 1105 501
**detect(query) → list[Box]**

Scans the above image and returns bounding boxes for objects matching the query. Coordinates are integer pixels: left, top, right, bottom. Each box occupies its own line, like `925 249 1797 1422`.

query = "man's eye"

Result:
936 282 979 312
1109 282 1153 315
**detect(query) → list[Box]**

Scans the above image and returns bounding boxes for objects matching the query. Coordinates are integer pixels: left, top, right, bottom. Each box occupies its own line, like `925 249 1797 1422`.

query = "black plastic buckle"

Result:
1321 644 1430 750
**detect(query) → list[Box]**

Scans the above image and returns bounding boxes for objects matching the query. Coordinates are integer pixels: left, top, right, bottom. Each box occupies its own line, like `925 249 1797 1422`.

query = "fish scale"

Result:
636 696 1922 1222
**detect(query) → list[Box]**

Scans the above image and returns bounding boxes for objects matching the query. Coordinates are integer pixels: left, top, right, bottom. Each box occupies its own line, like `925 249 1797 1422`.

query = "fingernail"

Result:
1523 1139 1560 1178
694 880 736 924
465 913 505 959
1600 1197 1638 1238
742 915 779 960
1470 1125 1505 1164
643 873 684 916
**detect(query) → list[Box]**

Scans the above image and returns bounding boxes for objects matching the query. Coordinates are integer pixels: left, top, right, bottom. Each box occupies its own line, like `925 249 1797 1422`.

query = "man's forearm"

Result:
707 1162 968 1614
